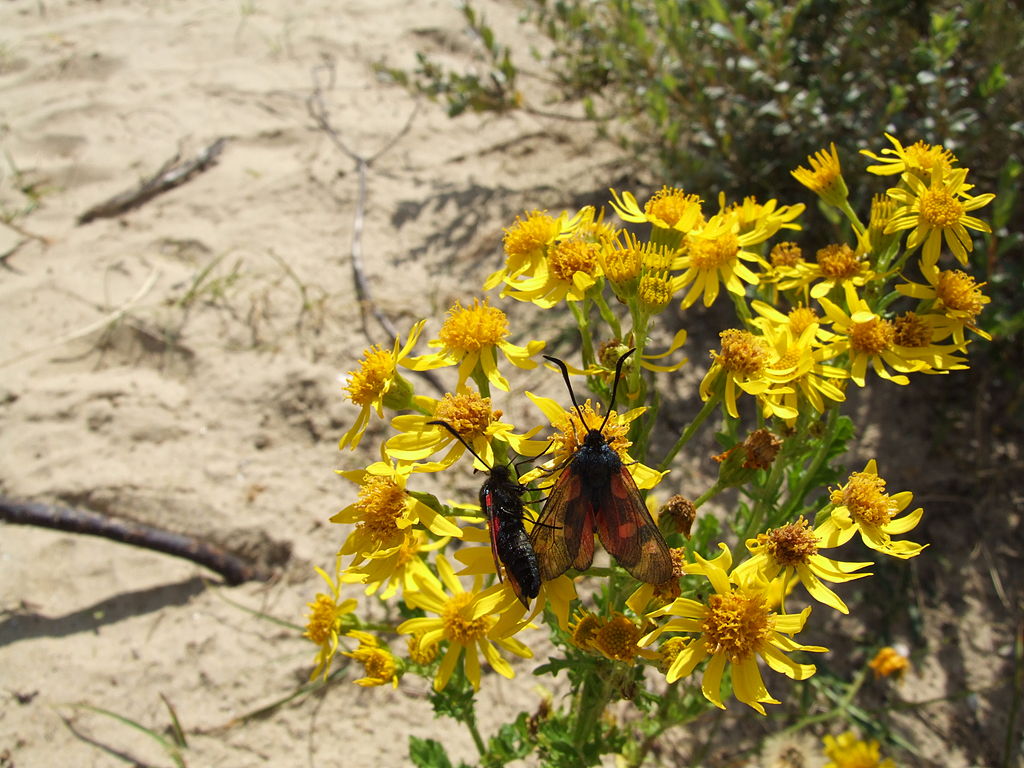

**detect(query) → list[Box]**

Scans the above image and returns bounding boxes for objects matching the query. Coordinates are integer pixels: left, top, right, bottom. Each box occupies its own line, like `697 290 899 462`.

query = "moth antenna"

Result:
598 348 636 434
543 355 589 429
427 420 492 471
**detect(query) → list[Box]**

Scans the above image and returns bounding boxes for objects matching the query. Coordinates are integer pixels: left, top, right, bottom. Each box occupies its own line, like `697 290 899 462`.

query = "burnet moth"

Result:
529 349 673 584
428 421 541 608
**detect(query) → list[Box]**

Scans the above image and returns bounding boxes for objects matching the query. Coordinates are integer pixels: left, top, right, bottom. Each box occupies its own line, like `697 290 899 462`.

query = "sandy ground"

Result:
1 2 1019 767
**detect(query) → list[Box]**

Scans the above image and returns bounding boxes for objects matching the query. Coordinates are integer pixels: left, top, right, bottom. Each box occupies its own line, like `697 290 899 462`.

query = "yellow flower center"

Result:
504 210 558 258
433 391 498 437
787 306 819 336
645 186 703 229
355 475 407 542
716 329 769 376
770 241 803 267
593 615 643 661
408 632 439 665
345 346 393 406
816 243 861 280
437 299 508 352
305 594 340 645
442 592 491 645
762 516 818 566
893 312 932 348
549 238 600 281
638 271 672 310
903 140 956 174
351 645 397 685
688 232 739 270
556 401 629 459
936 269 985 317
919 186 965 229
570 612 601 650
831 471 893 527
702 589 774 663
850 317 895 355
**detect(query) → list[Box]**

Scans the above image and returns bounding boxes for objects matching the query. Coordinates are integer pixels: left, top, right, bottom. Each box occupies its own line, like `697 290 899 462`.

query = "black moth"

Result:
428 421 541 608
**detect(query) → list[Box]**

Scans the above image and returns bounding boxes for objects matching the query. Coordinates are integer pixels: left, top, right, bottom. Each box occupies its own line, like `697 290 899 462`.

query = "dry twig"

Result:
77 138 228 225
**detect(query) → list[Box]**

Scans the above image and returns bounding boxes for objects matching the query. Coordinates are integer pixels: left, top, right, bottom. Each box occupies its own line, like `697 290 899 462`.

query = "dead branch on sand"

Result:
0 497 287 585
307 58 446 393
76 138 228 225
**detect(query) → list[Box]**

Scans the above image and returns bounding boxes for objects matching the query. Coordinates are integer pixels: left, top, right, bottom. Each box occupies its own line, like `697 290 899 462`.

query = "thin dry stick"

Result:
0 269 159 368
76 138 228 225
305 60 444 364
0 497 279 585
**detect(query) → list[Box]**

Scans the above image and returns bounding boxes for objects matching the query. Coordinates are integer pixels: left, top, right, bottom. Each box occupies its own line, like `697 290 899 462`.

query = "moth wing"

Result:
595 467 673 584
530 469 585 582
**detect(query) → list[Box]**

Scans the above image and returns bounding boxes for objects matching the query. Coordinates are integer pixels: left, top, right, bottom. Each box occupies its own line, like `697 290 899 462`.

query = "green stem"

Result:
569 301 596 368
464 709 488 759
657 393 721 473
781 407 841 519
837 199 866 237
594 287 622 340
572 668 611 757
693 479 727 509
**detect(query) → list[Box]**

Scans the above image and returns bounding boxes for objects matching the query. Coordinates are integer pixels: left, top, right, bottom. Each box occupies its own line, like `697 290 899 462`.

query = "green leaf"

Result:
409 736 453 768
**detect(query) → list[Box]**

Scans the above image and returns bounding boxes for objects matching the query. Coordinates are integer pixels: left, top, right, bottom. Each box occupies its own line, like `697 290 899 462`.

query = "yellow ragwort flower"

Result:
817 459 926 559
822 731 897 768
885 164 995 267
777 243 873 301
592 614 660 663
731 516 872 614
342 529 442 599
485 209 582 290
304 560 358 680
342 630 400 688
386 387 523 468
861 132 957 178
610 186 705 242
333 460 462 564
896 262 992 345
698 329 798 420
402 298 545 392
397 555 532 692
339 320 425 450
642 545 826 716
792 143 849 207
672 212 769 309
816 285 928 386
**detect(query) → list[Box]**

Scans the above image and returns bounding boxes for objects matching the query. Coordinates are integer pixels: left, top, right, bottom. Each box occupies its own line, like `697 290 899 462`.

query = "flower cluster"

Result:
302 135 993 763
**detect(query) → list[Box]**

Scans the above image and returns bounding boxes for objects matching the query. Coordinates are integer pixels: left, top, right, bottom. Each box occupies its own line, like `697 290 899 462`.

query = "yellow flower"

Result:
671 212 768 309
397 555 532 691
719 193 805 242
385 387 522 468
342 630 400 688
485 209 582 290
338 320 425 450
610 186 705 240
304 560 358 680
642 545 826 715
756 317 848 422
731 516 872 614
885 165 995 267
891 310 969 373
822 731 897 768
592 614 660 663
332 461 463 563
861 132 957 178
792 143 849 207
500 235 603 308
776 243 873 301
626 546 686 614
698 329 798 420
817 460 926 559
402 299 545 392
520 392 664 490
895 263 991 345
868 645 910 681
341 529 441 599
816 286 928 386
